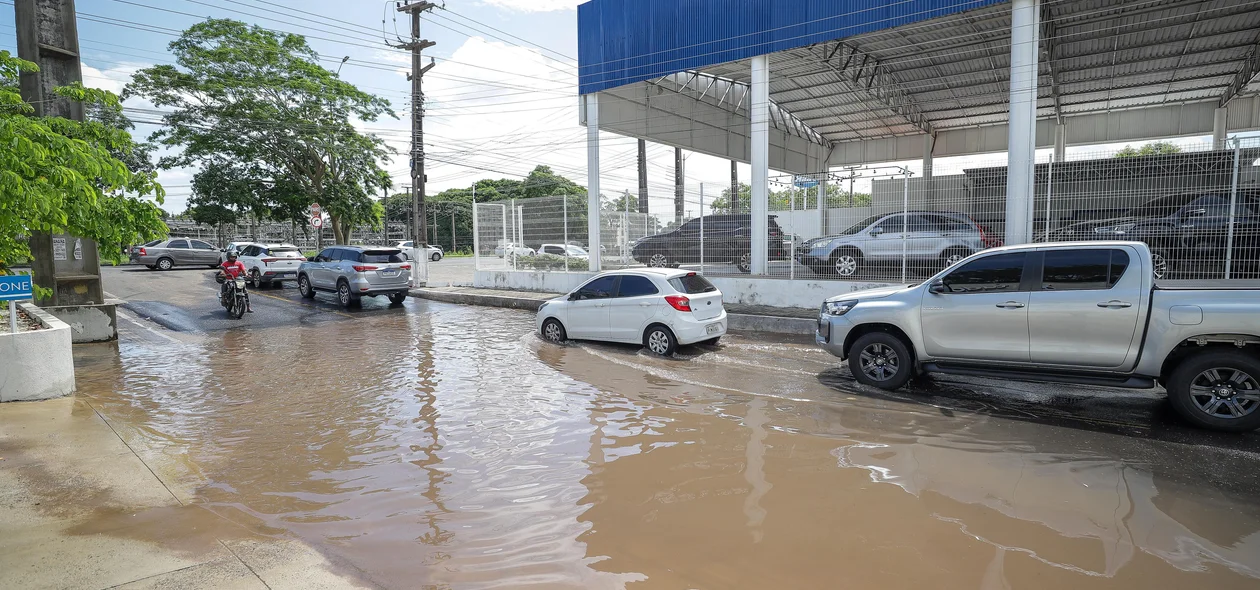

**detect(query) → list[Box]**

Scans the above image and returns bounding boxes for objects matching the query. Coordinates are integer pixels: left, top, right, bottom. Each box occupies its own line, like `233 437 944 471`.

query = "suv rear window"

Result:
359 250 406 263
270 248 303 258
668 273 717 294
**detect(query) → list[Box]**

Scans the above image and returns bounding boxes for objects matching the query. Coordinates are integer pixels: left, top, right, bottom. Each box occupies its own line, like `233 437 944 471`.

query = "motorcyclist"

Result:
218 251 252 313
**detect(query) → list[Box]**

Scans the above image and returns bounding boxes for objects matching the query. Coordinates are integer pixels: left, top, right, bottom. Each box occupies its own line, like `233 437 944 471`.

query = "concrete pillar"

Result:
1004 0 1039 246
922 134 935 207
817 174 828 238
750 54 769 275
1213 107 1228 150
1053 123 1066 162
585 93 602 272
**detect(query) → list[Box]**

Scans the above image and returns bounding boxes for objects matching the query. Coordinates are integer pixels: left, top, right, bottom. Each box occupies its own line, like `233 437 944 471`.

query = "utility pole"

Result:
395 1 436 247
674 147 685 224
637 139 649 214
730 160 739 214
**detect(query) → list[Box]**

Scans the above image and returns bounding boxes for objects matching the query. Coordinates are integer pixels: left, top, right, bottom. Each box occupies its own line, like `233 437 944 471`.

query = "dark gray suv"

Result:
297 246 412 307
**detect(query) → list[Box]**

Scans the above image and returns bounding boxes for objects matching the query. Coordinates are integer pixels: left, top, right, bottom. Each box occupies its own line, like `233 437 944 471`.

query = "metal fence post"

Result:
699 184 705 274
472 203 479 271
788 184 794 281
1044 154 1054 241
1225 139 1242 279
563 195 569 273
901 171 909 283
500 203 508 270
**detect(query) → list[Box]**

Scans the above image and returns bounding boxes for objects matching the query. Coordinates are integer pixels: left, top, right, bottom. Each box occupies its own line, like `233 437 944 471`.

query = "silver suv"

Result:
297 246 412 307
797 211 997 277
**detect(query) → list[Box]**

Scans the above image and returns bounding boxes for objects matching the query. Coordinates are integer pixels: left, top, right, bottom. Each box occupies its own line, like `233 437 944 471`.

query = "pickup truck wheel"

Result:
848 332 914 390
1167 351 1260 432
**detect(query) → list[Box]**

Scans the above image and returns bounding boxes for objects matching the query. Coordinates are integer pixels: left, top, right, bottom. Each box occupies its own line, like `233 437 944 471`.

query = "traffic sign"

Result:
0 275 33 301
793 176 820 189
309 203 322 215
310 215 323 228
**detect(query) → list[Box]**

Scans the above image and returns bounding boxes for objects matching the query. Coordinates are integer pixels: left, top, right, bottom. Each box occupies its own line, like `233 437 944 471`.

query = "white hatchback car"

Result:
394 240 443 262
536 269 727 355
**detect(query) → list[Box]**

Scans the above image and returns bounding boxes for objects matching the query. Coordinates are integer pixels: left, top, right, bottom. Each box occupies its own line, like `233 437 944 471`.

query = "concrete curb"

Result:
409 289 817 335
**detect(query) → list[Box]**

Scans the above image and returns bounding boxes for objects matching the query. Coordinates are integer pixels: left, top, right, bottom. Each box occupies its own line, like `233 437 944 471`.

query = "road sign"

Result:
793 176 819 189
309 203 322 215
310 215 323 228
0 275 33 301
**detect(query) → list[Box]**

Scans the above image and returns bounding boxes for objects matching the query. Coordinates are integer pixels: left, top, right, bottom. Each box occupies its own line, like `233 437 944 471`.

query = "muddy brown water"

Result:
70 302 1260 589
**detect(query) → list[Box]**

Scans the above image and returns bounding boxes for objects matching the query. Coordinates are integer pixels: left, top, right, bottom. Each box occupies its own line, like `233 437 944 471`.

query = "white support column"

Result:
750 55 770 275
817 174 827 238
585 93 602 272
1004 0 1039 246
1053 123 1066 161
1213 107 1229 150
922 134 935 207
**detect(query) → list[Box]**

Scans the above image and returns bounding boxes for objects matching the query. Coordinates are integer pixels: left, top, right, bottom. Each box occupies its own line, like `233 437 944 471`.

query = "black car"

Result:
631 214 790 273
1047 191 1260 278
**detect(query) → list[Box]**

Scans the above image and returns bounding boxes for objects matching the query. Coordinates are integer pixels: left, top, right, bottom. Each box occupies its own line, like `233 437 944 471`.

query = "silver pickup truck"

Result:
817 241 1260 432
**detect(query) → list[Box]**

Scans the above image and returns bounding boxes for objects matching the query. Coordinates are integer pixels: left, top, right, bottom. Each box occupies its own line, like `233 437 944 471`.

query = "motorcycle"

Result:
216 271 250 319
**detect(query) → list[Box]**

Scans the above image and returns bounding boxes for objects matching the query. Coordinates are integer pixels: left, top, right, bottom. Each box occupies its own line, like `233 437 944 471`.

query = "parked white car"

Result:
219 241 259 264
539 244 588 257
237 243 306 287
393 240 443 262
536 269 726 355
495 243 536 258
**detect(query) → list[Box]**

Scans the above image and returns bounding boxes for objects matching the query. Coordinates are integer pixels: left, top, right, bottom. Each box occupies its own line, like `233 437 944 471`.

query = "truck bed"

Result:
1155 279 1260 291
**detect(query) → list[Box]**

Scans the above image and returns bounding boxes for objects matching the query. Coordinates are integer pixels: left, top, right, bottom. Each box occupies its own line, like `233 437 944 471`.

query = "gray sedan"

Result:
131 238 223 270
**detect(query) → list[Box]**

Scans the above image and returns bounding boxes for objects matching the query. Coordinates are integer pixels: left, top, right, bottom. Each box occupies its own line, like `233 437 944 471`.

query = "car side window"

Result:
933 216 972 232
941 252 1026 293
168 240 189 249
575 276 617 300
872 215 903 234
315 249 335 262
1186 195 1232 217
617 275 659 297
1041 249 1130 291
190 240 216 250
907 214 938 232
543 245 563 255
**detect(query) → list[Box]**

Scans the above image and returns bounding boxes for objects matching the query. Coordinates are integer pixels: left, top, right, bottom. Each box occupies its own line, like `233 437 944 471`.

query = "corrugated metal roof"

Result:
647 0 1260 145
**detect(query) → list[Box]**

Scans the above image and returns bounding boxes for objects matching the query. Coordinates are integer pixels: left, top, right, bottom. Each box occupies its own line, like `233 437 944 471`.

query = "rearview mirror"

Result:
869 227 885 237
1183 208 1207 218
568 292 580 301
928 279 947 295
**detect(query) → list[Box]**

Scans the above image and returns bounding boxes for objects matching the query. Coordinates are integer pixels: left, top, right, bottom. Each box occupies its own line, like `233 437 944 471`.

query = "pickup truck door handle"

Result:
995 301 1026 309
1097 300 1133 308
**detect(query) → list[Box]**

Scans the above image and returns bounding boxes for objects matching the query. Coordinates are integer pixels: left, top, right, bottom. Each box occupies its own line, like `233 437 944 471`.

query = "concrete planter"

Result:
0 303 76 402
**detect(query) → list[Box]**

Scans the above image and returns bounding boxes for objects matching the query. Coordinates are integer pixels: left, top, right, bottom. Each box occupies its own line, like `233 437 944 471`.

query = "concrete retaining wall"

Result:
0 303 76 402
44 303 117 343
475 270 598 293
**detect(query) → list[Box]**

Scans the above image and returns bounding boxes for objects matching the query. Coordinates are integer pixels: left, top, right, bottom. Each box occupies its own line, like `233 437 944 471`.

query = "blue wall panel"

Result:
578 0 1008 95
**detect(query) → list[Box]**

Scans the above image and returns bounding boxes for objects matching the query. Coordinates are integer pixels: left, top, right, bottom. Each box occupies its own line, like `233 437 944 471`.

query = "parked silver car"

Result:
130 238 223 270
796 211 1000 277
297 246 412 307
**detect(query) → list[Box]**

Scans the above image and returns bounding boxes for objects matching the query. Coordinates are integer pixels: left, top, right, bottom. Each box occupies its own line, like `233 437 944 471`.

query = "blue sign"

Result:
0 275 33 301
794 177 819 189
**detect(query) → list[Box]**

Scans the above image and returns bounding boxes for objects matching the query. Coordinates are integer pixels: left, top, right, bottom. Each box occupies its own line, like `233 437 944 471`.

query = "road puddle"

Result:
68 303 1260 588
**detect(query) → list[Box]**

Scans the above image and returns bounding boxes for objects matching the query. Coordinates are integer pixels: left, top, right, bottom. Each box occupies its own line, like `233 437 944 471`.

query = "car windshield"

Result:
668 273 717 294
1125 194 1198 218
838 214 887 235
359 250 406 263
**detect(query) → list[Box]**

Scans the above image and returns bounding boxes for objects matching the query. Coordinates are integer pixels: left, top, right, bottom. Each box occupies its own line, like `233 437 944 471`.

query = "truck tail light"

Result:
352 265 378 272
665 295 691 312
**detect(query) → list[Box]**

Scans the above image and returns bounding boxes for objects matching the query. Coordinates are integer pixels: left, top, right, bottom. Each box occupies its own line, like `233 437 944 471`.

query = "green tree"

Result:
710 182 871 213
0 51 165 271
1115 141 1182 158
125 19 395 244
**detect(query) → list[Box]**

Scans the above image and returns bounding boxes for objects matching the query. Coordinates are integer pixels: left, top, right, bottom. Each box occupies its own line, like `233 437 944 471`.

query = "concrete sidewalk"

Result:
409 286 818 335
0 396 373 590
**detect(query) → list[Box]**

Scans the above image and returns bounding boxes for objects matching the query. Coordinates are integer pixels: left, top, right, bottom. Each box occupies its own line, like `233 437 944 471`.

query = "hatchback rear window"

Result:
668 274 717 294
359 250 406 263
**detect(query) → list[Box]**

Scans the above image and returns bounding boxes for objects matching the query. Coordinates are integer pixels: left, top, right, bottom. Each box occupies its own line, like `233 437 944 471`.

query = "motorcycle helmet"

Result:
226 251 238 261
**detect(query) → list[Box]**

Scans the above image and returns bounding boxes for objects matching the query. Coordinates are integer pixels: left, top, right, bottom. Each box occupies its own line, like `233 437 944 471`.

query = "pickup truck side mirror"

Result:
928 279 947 295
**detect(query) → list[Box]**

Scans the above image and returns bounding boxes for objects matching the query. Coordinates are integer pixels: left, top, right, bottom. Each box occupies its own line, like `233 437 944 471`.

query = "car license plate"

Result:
706 323 721 335
381 270 399 277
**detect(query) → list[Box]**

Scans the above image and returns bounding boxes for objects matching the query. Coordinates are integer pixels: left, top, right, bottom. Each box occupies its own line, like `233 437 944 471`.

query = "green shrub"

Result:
514 254 588 271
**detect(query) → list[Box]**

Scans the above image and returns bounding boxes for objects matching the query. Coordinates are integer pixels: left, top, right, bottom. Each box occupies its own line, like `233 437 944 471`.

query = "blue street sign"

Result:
0 275 34 301
793 177 819 189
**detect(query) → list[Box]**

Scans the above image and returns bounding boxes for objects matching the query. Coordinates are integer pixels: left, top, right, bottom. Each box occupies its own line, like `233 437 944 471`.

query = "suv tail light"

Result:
399 264 411 270
664 294 691 312
262 258 279 264
352 265 379 272
970 217 1002 248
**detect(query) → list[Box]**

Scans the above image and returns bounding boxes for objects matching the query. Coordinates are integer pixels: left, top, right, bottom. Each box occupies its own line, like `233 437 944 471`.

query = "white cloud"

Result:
479 0 583 12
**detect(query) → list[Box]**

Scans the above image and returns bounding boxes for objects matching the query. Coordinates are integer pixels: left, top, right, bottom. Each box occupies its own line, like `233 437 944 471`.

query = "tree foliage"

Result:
0 51 166 271
710 182 872 213
1115 141 1183 158
125 19 395 244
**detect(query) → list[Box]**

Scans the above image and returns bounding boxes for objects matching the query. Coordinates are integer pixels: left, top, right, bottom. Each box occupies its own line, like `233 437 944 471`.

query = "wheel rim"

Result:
544 322 562 342
647 330 670 354
1188 367 1260 419
858 342 900 382
251 270 260 286
159 259 171 270
432 253 440 261
835 255 858 276
649 254 668 267
945 253 965 267
1152 253 1169 279
339 284 350 304
739 253 751 271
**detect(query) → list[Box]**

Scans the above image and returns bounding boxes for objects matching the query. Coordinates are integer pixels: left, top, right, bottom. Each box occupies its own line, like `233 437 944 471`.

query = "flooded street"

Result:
43 269 1259 589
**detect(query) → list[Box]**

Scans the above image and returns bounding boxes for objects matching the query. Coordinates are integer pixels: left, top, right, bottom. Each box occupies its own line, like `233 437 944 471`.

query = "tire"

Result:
940 248 971 271
1166 350 1260 432
830 249 862 277
648 252 671 268
229 295 246 319
146 265 156 270
644 324 678 356
541 318 567 344
208 264 220 269
250 269 262 288
298 274 315 299
735 253 752 273
848 332 915 390
1150 249 1172 280
156 257 174 271
388 292 408 305
431 252 441 262
337 280 359 308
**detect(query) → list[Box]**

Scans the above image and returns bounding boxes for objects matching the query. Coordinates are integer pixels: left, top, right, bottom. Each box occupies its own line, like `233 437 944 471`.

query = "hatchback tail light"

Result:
664 295 691 312
352 265 379 272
